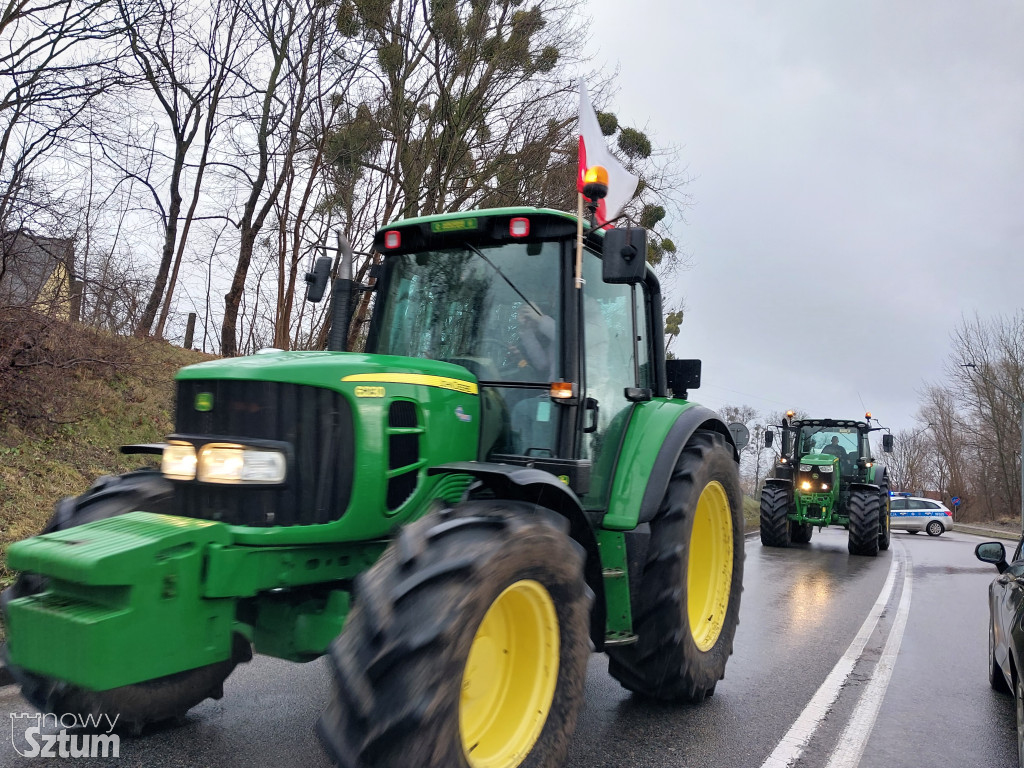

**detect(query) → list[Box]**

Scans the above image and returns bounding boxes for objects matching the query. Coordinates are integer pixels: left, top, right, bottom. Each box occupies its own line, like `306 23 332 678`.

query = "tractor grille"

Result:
173 380 354 526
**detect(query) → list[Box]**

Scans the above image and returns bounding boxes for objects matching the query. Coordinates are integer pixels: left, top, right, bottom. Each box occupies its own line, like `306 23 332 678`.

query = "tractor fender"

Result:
866 465 889 487
764 477 794 491
849 481 882 495
630 404 738 526
427 462 606 648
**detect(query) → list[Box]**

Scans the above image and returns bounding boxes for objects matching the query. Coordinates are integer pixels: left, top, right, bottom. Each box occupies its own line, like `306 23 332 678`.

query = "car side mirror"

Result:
882 433 894 453
764 430 774 448
602 227 647 284
305 255 333 302
976 541 1008 574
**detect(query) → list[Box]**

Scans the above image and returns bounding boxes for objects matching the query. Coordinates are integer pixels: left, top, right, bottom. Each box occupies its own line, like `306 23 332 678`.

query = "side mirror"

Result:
764 431 774 448
882 433 894 453
976 541 1008 574
602 227 647 284
305 255 333 302
665 359 700 397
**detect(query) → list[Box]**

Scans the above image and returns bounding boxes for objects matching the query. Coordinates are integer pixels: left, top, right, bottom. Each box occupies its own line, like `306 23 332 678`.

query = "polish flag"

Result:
577 79 639 226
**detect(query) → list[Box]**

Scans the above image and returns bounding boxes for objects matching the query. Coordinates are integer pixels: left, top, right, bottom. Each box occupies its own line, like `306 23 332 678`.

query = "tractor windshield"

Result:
797 426 860 462
370 241 562 384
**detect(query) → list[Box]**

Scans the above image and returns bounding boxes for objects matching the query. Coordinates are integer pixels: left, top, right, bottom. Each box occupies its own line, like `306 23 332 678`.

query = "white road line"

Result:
824 547 913 768
758 547 902 768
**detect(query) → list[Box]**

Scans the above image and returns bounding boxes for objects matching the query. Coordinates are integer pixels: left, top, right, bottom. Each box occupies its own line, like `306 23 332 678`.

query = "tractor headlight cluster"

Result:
819 464 833 473
162 442 287 484
799 464 812 472
162 442 198 480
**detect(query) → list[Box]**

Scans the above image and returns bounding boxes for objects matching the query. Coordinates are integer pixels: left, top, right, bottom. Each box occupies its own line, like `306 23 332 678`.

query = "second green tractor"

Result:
760 414 894 556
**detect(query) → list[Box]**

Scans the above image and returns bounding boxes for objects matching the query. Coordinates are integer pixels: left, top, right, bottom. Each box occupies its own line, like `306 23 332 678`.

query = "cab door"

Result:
577 249 651 511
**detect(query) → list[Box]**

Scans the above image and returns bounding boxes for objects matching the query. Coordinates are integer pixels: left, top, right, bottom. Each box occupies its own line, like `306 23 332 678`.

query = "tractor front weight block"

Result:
5 512 236 691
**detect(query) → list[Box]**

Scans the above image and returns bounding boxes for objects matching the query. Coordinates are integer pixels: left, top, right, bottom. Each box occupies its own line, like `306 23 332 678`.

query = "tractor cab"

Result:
794 422 867 480
364 208 663 510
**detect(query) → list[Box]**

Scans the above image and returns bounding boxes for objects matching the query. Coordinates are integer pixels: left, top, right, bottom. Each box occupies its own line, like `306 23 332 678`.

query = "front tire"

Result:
317 502 591 768
848 489 881 556
789 521 813 544
877 482 891 551
1 469 248 732
990 622 1010 692
607 430 743 702
926 520 944 537
760 485 791 548
1015 673 1024 767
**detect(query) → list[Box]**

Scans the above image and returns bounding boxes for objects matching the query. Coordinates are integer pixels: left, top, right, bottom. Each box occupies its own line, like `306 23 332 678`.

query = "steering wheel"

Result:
475 337 512 365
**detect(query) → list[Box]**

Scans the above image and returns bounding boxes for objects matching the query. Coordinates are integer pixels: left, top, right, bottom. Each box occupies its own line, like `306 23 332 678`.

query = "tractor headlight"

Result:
197 444 287 484
821 483 829 491
819 464 833 473
800 481 811 490
162 442 197 480
799 464 812 472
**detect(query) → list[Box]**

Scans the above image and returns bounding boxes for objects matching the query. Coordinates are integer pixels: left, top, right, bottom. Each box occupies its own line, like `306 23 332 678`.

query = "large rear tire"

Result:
848 489 881 556
0 469 249 732
760 485 791 548
606 430 743 702
317 502 591 768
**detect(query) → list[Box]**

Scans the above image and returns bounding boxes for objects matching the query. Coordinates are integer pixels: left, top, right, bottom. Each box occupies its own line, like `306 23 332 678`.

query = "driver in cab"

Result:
821 436 848 460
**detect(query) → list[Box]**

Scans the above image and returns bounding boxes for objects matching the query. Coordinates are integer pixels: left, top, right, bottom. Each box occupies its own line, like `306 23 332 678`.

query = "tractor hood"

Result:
166 350 481 541
176 350 479 395
799 454 838 467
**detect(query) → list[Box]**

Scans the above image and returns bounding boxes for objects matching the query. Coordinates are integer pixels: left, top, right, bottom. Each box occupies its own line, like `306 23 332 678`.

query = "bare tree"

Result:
218 0 350 356
105 0 244 338
0 0 121 249
885 425 933 494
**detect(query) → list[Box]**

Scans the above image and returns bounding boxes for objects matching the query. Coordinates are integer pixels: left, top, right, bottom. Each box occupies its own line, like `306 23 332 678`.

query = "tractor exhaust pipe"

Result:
327 232 355 352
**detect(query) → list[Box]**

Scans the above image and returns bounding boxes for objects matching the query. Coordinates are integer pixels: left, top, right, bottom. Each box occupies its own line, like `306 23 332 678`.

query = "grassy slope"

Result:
0 337 210 587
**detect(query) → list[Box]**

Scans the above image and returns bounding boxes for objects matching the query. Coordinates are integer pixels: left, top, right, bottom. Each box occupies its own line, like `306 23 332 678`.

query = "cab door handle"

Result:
583 397 599 433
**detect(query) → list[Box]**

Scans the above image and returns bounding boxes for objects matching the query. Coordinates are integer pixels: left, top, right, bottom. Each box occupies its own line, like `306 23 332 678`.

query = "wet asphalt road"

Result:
0 527 1016 767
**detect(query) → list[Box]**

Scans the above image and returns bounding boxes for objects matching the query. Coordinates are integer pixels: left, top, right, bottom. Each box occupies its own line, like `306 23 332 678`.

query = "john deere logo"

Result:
195 393 214 412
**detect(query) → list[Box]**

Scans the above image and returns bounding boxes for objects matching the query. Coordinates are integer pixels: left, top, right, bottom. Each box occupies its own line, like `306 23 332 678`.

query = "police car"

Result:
889 493 953 536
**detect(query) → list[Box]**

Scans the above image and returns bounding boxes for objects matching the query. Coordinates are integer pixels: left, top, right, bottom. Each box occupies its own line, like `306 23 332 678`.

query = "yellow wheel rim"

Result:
460 579 559 768
687 480 734 652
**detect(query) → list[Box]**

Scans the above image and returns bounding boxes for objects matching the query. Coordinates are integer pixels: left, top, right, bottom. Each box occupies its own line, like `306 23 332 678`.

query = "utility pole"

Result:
963 363 1024 532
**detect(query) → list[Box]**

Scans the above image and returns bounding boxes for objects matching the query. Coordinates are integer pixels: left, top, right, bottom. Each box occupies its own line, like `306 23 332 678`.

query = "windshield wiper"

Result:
463 242 540 314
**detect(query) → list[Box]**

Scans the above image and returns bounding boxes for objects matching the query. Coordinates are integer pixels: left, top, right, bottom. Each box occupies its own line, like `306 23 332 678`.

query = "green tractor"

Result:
2 205 745 768
759 413 894 556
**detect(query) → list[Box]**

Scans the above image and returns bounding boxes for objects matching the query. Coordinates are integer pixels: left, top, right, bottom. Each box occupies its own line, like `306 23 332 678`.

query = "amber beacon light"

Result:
582 165 609 201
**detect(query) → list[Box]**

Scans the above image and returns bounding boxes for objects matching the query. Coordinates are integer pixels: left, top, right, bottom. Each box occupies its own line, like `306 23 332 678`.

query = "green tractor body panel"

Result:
6 513 235 690
790 454 842 524
600 398 700 530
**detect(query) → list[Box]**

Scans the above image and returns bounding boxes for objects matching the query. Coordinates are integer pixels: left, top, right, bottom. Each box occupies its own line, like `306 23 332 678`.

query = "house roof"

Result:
0 230 75 307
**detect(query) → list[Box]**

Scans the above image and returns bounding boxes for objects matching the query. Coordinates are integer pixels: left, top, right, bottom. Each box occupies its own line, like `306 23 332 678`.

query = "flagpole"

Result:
574 192 584 289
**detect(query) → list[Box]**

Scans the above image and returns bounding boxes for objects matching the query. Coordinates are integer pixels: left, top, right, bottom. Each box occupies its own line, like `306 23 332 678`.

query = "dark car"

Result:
976 536 1024 765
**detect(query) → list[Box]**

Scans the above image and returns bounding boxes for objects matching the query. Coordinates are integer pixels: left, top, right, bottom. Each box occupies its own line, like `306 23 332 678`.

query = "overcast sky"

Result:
584 0 1024 433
